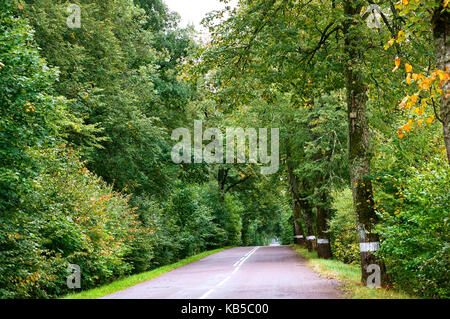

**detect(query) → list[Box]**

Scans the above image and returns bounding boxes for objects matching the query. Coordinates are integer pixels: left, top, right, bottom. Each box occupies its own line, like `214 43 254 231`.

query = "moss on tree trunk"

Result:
343 0 389 287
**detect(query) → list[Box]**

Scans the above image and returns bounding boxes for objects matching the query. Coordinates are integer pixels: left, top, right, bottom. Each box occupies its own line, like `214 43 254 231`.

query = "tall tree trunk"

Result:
287 159 306 246
433 3 450 163
293 200 306 246
343 1 388 287
301 198 316 252
316 194 332 259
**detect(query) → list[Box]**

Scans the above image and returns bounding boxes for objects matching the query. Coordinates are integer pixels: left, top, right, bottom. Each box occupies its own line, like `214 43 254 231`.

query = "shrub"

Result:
0 146 149 298
328 188 360 264
378 161 450 298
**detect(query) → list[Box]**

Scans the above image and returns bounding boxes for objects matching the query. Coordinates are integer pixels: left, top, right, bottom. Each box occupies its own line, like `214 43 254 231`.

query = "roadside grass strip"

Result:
63 247 231 299
292 244 415 299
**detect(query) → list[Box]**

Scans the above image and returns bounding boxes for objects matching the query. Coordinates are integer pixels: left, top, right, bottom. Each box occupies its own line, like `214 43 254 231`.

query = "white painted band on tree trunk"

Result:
294 235 304 239
317 239 329 244
306 236 316 240
360 242 380 252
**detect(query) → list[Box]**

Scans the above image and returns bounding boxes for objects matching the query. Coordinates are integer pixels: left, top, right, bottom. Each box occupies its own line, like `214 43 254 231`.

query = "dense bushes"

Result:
328 163 450 298
0 2 280 298
136 183 243 269
328 189 360 264
3 0 447 300
378 161 450 298
0 147 147 298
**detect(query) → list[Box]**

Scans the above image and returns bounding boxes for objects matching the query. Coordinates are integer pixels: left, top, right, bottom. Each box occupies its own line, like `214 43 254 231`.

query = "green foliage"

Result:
0 1 66 211
328 189 360 264
378 161 450 298
2 0 449 300
0 145 148 298
22 0 192 197
280 212 294 245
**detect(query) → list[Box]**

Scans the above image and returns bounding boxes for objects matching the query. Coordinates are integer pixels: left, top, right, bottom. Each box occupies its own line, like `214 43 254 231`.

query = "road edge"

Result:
291 244 415 299
62 247 232 299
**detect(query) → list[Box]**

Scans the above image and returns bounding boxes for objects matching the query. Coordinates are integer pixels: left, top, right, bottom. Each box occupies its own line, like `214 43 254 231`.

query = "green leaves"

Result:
378 160 450 298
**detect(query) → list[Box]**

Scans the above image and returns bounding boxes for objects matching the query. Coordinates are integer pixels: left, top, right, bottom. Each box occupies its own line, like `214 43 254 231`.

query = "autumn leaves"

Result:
392 54 449 139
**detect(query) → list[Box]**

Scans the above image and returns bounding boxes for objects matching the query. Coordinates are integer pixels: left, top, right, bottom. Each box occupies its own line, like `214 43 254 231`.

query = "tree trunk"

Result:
433 3 450 163
316 194 332 259
287 160 306 246
301 198 316 252
343 1 388 287
293 200 306 246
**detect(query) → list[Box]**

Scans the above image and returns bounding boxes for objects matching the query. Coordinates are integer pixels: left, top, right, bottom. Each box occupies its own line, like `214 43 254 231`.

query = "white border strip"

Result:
360 242 380 252
199 289 214 299
306 236 316 240
233 247 259 267
294 235 304 239
317 239 329 244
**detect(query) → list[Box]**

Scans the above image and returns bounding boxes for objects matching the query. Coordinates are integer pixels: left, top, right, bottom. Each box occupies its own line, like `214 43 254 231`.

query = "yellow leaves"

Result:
0 61 4 70
440 69 450 81
399 96 408 109
410 93 418 105
405 63 413 73
24 102 35 112
397 120 412 138
413 107 424 115
445 0 449 7
399 93 418 111
403 120 413 132
419 77 431 90
384 38 396 50
409 69 449 93
398 114 436 139
406 73 412 84
392 57 401 72
402 0 409 5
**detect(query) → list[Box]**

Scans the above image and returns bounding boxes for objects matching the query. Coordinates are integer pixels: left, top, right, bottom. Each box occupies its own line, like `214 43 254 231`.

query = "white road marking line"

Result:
235 247 259 268
199 247 260 299
233 247 258 267
232 248 254 267
199 288 214 299
217 275 232 287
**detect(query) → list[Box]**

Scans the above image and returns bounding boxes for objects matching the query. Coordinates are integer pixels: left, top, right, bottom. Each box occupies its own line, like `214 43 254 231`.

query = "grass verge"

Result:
63 247 231 299
292 244 415 299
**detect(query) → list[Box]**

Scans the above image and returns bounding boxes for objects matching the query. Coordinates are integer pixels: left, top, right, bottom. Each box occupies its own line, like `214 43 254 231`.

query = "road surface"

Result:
102 246 344 299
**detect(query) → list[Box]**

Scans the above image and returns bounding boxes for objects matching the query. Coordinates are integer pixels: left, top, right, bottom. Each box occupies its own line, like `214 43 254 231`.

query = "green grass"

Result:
63 247 231 299
292 245 415 299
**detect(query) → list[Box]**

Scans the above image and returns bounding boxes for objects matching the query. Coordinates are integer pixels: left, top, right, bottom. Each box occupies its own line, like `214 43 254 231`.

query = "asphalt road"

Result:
102 246 344 299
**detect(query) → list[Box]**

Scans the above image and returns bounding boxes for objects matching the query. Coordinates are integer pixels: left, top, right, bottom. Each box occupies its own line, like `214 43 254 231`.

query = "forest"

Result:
0 0 448 299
